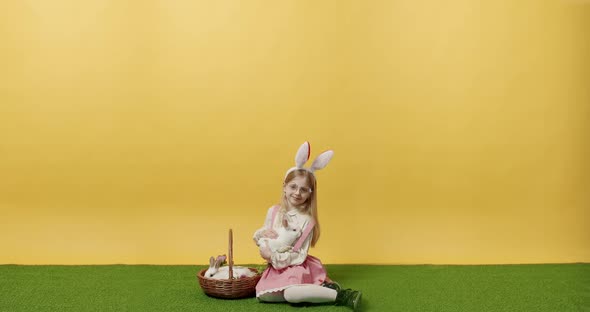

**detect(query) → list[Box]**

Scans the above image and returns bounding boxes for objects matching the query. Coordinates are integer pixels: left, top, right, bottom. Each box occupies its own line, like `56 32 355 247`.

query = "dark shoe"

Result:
335 288 362 311
321 281 341 291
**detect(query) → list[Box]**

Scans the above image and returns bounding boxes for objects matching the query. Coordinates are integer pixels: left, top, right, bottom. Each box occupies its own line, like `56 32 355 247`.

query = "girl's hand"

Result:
259 242 272 262
260 229 278 239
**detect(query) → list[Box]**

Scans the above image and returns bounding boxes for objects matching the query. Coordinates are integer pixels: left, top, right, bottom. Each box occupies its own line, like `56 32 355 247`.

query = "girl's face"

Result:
283 175 313 208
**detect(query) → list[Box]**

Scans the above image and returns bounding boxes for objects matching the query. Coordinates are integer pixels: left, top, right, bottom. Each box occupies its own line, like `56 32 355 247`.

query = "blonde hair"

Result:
279 169 320 247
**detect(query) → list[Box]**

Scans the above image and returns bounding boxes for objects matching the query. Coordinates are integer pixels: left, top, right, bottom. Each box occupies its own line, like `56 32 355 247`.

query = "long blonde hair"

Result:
279 169 320 247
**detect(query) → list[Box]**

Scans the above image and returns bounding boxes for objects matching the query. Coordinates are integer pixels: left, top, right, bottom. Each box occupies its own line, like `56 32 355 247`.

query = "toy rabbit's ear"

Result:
213 258 222 269
294 141 311 168
310 150 334 172
209 256 215 267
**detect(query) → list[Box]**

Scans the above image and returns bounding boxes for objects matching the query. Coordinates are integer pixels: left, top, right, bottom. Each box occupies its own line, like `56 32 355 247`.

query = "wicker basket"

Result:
197 229 262 299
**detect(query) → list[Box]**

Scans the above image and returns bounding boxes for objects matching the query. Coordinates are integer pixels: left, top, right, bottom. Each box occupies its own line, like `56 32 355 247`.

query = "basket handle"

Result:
228 229 233 280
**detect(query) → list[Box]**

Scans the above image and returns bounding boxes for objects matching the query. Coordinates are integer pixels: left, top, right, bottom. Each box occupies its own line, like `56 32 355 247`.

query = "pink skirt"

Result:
255 255 327 297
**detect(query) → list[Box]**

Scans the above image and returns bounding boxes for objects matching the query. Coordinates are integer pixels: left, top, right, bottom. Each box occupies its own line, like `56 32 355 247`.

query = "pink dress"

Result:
253 206 328 297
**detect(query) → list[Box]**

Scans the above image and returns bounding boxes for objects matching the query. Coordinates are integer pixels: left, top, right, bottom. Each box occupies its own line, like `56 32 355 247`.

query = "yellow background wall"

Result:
1 0 588 265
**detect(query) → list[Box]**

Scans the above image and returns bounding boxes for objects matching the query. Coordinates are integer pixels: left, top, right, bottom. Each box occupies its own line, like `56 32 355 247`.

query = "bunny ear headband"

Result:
284 141 334 181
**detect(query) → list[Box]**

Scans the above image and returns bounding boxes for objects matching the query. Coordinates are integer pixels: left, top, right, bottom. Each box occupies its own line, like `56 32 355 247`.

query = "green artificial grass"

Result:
0 264 588 311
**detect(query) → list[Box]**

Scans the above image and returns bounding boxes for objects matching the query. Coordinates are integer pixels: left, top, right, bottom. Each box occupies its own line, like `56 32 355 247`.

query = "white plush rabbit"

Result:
257 217 302 253
203 255 257 279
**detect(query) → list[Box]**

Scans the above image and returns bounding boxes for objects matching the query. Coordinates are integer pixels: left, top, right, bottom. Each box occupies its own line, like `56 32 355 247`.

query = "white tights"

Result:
258 284 337 303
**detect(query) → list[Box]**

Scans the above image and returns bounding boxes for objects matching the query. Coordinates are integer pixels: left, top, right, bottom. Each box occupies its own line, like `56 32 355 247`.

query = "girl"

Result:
253 142 362 311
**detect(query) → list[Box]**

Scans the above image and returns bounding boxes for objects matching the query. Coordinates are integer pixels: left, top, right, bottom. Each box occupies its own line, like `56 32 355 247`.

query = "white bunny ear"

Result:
310 150 334 172
294 141 311 168
209 256 215 267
